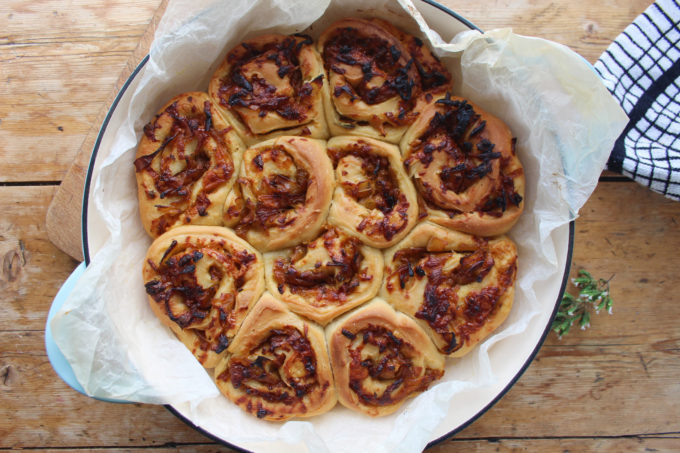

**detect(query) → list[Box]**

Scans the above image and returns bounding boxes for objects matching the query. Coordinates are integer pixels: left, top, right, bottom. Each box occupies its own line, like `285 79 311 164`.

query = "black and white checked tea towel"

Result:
594 0 680 200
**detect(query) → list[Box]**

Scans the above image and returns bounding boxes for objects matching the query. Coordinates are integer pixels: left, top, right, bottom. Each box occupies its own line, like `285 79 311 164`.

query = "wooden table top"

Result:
2 0 679 451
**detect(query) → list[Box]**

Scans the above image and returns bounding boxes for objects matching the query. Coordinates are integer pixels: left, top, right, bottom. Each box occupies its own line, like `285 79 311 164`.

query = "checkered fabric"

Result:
594 0 680 200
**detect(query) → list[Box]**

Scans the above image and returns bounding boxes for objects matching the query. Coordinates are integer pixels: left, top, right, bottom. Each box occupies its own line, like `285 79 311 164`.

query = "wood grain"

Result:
0 0 161 182
0 186 77 331
0 332 207 448
448 0 653 63
431 437 680 452
1 439 678 453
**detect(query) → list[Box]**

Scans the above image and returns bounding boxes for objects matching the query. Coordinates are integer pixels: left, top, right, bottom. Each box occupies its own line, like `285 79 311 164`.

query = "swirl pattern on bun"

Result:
264 225 383 325
327 135 418 248
142 226 265 368
209 34 328 146
401 93 525 236
318 18 451 143
134 92 245 237
226 136 335 252
326 298 444 416
214 293 337 420
381 222 517 356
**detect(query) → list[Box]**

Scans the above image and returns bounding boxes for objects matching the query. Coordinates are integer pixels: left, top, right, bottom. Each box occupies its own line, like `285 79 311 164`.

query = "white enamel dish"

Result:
46 1 574 450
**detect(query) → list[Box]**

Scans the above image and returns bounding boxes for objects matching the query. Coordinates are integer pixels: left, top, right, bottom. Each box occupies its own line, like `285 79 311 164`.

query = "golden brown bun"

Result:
134 92 245 238
142 225 265 368
226 136 335 252
326 136 418 248
209 34 329 147
326 298 445 417
381 222 517 357
214 293 337 420
400 94 525 236
317 18 452 143
264 225 383 325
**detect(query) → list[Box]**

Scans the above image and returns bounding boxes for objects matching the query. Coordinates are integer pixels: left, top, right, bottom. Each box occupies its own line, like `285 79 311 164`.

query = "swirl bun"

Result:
327 135 418 248
326 298 444 416
226 136 335 251
209 34 328 146
401 93 525 236
381 222 517 356
214 293 337 420
318 18 452 143
134 92 245 237
142 226 265 368
264 225 383 325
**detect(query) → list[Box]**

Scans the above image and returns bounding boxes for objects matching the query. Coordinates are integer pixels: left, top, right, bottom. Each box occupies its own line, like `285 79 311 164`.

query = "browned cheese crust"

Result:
317 18 452 143
214 293 337 420
209 34 329 146
134 92 245 238
326 298 444 417
381 222 517 356
223 136 335 251
142 226 265 368
400 93 525 236
326 135 418 248
264 225 383 325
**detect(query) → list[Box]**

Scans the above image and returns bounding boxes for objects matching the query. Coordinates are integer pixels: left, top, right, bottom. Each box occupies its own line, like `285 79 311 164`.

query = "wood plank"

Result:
556 180 680 347
0 331 209 448
3 437 679 453
442 0 653 63
455 341 680 438
431 437 680 452
0 0 161 183
0 186 78 331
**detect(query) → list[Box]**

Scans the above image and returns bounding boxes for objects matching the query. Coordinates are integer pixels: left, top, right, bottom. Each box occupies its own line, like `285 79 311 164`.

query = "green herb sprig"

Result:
551 269 613 338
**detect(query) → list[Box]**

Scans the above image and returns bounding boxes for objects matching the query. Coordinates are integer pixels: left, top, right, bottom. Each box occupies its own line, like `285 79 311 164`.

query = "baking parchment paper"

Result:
51 0 628 451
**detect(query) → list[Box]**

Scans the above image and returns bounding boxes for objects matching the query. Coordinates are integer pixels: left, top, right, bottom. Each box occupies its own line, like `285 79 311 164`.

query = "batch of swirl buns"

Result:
135 18 525 421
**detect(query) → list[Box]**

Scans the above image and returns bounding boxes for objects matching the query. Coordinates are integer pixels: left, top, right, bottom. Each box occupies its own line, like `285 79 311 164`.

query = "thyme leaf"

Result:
552 269 614 338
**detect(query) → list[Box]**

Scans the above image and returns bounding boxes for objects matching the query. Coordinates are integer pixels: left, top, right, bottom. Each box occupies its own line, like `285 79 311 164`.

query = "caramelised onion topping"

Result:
320 19 451 136
324 30 418 106
405 93 522 214
386 244 514 354
134 100 234 236
345 324 443 406
217 35 321 126
272 228 372 304
235 146 310 235
217 326 320 418
145 242 255 335
330 143 410 240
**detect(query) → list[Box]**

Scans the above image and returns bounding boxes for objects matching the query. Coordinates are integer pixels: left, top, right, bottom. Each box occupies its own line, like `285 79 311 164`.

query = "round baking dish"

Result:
78 1 574 450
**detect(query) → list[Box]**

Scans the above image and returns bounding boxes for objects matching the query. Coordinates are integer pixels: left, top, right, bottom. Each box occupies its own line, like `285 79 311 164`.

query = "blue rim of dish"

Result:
79 1 573 450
